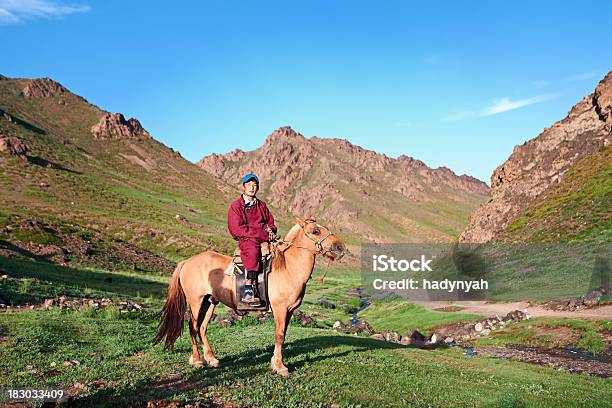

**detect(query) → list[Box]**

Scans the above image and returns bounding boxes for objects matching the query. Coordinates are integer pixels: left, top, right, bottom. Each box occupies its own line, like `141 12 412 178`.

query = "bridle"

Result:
304 227 333 256
287 221 341 257
276 220 344 282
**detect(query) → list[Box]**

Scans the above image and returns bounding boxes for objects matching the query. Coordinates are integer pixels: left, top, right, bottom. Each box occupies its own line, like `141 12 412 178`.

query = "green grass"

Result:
472 318 610 353
504 145 612 243
2 257 611 406
9 225 64 246
359 299 483 335
0 256 167 307
2 308 612 408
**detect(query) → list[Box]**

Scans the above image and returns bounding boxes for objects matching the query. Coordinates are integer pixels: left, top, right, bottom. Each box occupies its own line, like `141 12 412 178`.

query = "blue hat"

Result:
242 173 259 185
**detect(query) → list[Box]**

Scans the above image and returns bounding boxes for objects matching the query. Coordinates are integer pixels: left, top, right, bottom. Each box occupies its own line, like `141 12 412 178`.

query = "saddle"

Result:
225 241 273 311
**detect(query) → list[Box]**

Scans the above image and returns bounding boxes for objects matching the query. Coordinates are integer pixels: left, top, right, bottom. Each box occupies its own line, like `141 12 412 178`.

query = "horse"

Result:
154 217 346 376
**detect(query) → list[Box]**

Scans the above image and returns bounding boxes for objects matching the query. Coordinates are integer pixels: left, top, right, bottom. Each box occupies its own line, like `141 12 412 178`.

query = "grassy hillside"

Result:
0 76 246 268
503 145 611 243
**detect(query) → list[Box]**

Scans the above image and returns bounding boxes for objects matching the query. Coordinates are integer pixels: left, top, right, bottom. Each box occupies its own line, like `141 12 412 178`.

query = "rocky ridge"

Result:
91 113 151 140
198 126 489 242
22 77 68 98
0 135 27 158
460 71 612 243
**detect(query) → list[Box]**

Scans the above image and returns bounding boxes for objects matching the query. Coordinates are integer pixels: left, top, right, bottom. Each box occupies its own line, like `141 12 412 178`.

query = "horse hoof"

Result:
189 355 204 368
207 358 220 368
270 356 289 377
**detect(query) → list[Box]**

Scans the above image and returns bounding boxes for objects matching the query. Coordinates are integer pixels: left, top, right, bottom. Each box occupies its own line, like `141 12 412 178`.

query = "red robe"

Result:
227 196 277 271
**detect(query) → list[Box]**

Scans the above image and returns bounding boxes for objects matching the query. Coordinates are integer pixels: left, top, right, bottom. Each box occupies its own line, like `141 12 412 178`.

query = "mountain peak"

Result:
198 127 489 242
22 77 68 98
264 126 306 145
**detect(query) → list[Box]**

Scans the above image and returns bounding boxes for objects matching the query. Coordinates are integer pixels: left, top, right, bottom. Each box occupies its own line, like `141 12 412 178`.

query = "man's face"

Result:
242 180 259 197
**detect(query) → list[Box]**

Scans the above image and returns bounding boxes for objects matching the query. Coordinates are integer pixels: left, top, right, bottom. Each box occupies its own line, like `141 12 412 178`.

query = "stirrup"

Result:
241 287 260 304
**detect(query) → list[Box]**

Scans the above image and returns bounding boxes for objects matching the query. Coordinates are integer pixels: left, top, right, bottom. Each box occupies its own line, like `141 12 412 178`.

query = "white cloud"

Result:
0 0 89 24
445 94 556 121
482 94 556 116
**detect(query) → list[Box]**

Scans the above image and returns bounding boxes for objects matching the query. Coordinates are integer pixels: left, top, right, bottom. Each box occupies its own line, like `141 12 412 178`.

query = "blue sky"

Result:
1 1 611 183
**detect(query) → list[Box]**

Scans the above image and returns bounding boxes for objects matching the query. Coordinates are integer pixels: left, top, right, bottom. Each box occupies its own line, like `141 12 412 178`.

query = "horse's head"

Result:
294 217 346 261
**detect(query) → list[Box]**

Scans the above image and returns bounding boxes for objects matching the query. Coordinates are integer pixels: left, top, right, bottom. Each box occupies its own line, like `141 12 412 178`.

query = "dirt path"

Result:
415 300 612 320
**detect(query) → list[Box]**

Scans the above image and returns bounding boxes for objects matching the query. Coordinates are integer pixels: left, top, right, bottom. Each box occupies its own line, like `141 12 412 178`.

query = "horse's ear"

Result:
295 217 306 227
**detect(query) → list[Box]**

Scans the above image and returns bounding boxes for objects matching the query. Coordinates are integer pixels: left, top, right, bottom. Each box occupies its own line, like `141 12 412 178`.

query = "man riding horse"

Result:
227 173 277 304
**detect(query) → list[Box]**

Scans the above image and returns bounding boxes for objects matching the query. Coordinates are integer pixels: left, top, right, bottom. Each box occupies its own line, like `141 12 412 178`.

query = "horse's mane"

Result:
272 218 316 271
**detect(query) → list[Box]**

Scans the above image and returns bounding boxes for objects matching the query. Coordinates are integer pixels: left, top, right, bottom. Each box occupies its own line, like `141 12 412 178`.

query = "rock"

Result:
371 333 385 341
346 288 367 297
91 113 151 140
0 135 28 158
405 328 427 346
333 320 347 332
399 336 412 346
474 322 483 332
583 289 604 306
481 329 491 336
218 319 232 328
445 337 455 344
384 331 401 343
22 78 67 98
318 299 336 309
293 309 315 325
349 319 374 334
228 308 246 321
505 310 528 322
256 311 270 321
460 71 612 242
428 333 440 344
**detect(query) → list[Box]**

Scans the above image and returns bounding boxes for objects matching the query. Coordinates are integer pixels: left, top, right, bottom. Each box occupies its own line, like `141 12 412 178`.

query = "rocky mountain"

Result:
198 126 489 242
460 71 612 243
0 75 234 271
501 144 611 243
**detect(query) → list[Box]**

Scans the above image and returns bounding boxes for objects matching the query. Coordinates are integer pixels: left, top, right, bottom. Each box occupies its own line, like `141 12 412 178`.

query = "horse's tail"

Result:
154 260 187 350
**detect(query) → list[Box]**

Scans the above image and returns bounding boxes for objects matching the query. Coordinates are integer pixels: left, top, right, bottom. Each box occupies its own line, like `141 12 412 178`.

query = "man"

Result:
228 173 277 303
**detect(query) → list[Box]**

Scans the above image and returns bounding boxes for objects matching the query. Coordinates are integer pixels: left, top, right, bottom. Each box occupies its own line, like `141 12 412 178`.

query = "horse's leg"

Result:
271 306 291 377
197 299 219 367
188 312 204 368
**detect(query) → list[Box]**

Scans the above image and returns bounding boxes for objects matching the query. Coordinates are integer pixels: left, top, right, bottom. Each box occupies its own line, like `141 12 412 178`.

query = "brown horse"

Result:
154 217 345 376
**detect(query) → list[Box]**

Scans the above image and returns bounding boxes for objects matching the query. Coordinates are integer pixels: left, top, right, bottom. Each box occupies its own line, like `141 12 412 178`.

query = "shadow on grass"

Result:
26 155 82 174
0 255 167 304
0 108 46 135
70 334 408 407
0 239 45 260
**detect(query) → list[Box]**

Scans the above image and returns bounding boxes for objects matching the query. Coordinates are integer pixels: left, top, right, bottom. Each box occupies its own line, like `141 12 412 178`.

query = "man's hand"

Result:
265 226 278 241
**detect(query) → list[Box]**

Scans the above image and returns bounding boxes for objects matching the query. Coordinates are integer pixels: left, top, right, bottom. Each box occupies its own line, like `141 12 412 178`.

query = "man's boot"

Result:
241 271 260 304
